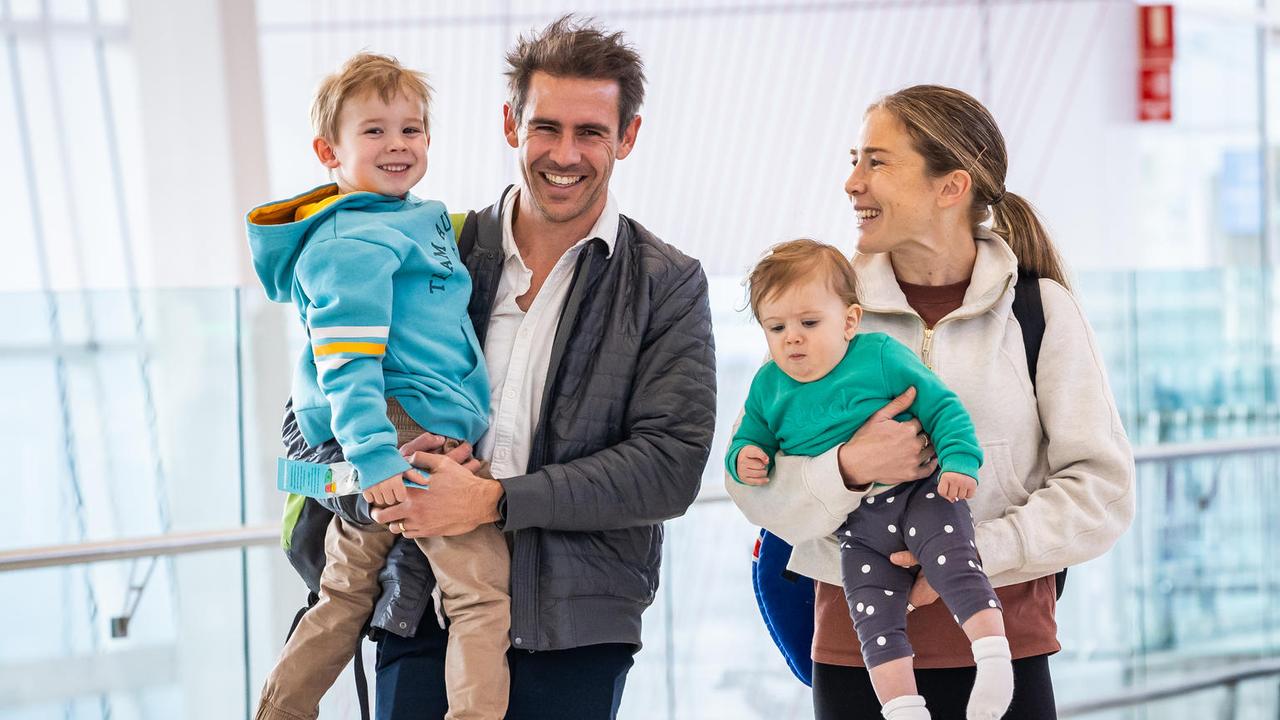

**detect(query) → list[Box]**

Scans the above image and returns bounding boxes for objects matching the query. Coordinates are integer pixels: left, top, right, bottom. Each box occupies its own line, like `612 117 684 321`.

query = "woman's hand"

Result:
838 387 938 489
890 551 940 610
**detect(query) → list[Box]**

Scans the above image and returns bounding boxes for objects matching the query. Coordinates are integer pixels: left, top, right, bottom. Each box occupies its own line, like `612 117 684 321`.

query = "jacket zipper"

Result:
865 272 1013 370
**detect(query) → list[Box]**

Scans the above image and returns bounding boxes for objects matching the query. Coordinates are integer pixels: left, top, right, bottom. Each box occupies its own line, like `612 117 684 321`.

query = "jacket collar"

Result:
853 226 1018 319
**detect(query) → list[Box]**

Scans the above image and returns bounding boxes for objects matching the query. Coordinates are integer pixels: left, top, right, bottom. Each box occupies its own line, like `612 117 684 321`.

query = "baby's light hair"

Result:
747 239 860 322
311 52 433 142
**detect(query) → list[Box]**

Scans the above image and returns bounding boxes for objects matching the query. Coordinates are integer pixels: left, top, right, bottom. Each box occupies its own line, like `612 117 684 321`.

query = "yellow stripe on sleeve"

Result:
313 341 387 357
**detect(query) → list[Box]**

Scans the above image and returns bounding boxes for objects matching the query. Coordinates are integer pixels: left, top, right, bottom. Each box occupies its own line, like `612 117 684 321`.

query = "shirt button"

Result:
505 389 516 399
514 637 523 646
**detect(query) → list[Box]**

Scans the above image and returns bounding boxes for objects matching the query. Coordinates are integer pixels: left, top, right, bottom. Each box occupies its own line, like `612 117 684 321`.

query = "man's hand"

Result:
736 445 771 485
837 387 937 489
890 551 940 610
937 471 977 502
399 431 485 474
362 473 408 506
374 453 503 538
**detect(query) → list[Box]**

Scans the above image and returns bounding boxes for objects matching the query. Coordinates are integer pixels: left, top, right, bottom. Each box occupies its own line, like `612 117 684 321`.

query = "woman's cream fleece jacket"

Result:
726 230 1136 588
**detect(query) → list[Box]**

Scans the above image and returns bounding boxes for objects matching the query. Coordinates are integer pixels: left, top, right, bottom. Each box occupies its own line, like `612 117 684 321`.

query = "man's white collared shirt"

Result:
474 189 619 479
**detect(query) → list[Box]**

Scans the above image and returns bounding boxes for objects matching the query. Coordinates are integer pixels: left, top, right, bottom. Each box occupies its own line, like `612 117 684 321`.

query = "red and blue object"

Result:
751 529 816 686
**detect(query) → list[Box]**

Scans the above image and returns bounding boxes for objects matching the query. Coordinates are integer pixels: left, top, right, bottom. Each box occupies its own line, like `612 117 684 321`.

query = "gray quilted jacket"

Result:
281 186 717 651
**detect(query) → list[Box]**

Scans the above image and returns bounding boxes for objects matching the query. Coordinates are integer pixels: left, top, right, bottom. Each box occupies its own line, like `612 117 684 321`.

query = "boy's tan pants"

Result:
256 402 510 720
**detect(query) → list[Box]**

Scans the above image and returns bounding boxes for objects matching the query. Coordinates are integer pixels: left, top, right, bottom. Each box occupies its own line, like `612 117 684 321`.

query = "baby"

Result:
728 239 1013 720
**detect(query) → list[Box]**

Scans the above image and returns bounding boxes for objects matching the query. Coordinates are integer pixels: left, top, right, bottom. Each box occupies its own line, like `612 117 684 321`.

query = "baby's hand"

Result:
363 473 408 506
937 471 977 502
736 445 771 486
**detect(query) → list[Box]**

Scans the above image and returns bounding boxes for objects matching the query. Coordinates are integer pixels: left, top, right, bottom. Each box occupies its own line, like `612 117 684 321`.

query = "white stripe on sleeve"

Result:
310 325 390 339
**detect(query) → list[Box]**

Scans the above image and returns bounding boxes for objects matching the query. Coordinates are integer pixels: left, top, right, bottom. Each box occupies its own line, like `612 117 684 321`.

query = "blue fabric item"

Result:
247 184 490 488
752 529 815 686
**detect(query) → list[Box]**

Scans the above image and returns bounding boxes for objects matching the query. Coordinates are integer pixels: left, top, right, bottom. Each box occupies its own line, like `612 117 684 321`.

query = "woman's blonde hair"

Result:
870 85 1070 289
747 239 860 322
311 52 433 142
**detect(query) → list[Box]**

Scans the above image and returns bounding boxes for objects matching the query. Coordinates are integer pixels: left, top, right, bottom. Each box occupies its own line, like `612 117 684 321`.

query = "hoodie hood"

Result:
246 183 405 301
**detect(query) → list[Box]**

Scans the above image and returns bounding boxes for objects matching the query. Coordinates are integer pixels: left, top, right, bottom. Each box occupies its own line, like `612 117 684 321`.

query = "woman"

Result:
727 85 1135 718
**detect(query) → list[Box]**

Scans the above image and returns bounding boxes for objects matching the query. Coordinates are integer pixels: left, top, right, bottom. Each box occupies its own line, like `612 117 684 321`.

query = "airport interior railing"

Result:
4 438 1280 719
3 268 1279 718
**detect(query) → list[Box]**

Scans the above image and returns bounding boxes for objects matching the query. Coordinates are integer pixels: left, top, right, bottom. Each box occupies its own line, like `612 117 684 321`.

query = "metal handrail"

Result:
1132 436 1280 462
1059 657 1280 716
2 435 1278 575
0 524 278 572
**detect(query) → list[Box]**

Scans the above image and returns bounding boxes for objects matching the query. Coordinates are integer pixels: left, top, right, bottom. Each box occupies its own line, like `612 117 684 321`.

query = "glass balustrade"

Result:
2 266 1280 718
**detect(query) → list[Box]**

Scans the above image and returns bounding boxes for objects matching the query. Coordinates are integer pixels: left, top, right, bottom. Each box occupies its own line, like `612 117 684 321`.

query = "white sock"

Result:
882 694 931 720
967 636 1014 719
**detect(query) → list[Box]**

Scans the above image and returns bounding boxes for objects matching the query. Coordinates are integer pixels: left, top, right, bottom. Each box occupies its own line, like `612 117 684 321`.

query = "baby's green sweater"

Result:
727 332 982 483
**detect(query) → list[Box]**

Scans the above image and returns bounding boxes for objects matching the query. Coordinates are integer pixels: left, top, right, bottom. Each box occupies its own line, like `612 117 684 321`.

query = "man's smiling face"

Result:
505 71 639 226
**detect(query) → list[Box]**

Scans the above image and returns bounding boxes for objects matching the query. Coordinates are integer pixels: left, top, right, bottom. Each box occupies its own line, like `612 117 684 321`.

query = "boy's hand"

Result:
937 471 977 502
736 445 771 486
363 473 409 506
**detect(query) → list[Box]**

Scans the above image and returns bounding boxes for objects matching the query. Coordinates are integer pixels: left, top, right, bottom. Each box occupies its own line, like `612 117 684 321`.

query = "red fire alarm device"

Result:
1138 4 1175 122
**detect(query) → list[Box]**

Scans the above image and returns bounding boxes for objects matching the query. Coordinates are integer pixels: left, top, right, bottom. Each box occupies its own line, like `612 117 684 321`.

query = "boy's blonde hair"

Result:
747 239 860 322
311 52 433 141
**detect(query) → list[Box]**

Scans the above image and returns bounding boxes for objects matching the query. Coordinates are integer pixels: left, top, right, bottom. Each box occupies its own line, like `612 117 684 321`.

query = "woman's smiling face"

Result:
843 108 943 255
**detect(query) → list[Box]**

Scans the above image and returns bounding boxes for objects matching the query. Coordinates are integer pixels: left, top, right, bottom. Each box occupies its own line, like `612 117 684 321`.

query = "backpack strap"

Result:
354 639 371 720
1010 270 1045 391
285 591 320 643
282 591 372 719
1009 270 1068 599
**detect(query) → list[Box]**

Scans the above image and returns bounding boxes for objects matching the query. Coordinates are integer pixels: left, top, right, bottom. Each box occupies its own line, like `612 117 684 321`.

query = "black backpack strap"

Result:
1011 270 1045 391
456 209 478 258
285 591 320 642
281 591 372 719
354 638 371 720
1009 270 1067 600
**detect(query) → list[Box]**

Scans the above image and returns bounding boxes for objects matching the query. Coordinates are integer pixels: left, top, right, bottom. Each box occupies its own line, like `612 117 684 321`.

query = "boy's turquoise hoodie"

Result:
247 184 489 489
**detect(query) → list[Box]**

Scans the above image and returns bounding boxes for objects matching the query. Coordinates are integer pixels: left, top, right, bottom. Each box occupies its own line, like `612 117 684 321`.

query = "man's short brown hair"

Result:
311 52 433 142
747 239 860 322
504 14 646 133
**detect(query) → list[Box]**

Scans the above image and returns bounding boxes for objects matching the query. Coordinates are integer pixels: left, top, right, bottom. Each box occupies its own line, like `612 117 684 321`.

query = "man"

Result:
367 15 715 719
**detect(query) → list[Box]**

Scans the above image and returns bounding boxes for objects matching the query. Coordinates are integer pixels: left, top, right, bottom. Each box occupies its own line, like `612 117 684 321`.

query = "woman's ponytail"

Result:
991 191 1070 290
